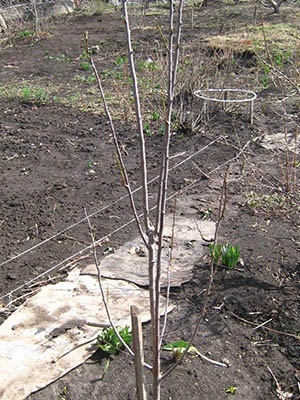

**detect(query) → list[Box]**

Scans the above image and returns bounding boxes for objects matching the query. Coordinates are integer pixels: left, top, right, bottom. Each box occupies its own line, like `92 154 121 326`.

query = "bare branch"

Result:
161 169 229 380
159 196 177 347
84 32 147 246
122 1 152 235
84 208 135 358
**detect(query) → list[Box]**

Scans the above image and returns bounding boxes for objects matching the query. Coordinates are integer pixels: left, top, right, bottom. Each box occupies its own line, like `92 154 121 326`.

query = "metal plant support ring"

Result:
194 88 257 125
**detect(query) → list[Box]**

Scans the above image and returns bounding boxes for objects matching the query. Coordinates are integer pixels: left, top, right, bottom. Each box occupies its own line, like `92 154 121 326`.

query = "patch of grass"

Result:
97 326 132 355
74 74 96 84
115 55 127 67
47 54 73 63
18 29 33 39
79 0 106 15
245 191 287 213
21 86 49 104
207 23 300 64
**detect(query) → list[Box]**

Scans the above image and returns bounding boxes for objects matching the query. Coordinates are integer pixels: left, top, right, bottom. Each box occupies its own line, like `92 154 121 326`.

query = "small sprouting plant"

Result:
224 386 237 395
75 74 96 84
151 111 160 122
221 243 240 269
18 29 32 38
261 64 270 89
144 122 152 137
162 340 200 361
97 326 132 355
21 87 49 104
80 50 89 59
200 206 212 220
158 125 165 136
48 54 73 62
115 55 127 67
58 386 69 400
81 61 91 71
138 60 146 71
209 243 240 269
261 75 269 89
209 243 222 266
101 69 111 79
21 87 32 103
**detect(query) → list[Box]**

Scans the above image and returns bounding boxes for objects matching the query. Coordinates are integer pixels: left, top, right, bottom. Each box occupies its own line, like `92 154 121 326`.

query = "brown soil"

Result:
0 1 299 399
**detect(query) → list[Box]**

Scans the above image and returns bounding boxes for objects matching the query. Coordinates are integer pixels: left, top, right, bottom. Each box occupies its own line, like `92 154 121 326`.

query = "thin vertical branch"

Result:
155 0 174 235
84 208 135 358
147 2 184 397
155 0 184 235
160 196 177 347
121 3 160 398
122 0 151 235
161 168 229 380
84 32 147 246
32 0 40 35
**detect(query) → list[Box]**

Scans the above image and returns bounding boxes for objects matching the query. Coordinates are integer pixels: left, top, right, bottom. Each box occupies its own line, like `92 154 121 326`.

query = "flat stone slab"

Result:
260 132 299 153
83 216 215 287
0 267 172 400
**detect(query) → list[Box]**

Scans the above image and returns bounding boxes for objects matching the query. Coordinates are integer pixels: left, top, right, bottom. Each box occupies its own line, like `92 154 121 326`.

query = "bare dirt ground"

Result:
0 1 299 399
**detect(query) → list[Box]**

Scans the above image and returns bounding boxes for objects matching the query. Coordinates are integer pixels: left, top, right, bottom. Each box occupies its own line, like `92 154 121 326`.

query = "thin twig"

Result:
162 168 229 380
196 350 228 368
160 196 177 347
267 365 281 392
154 1 184 393
122 3 152 237
84 208 135 358
84 31 147 246
253 317 273 331
231 312 300 341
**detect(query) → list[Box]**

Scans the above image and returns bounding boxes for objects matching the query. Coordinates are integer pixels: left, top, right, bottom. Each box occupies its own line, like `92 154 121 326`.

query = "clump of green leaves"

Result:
245 191 286 213
80 61 91 71
97 326 132 355
144 122 152 137
115 55 127 67
21 87 49 104
48 54 73 63
209 242 240 269
18 29 32 38
199 206 212 220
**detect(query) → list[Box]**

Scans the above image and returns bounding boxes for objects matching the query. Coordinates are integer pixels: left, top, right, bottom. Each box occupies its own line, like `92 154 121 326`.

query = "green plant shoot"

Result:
97 326 132 355
221 243 240 269
162 340 200 361
209 243 240 269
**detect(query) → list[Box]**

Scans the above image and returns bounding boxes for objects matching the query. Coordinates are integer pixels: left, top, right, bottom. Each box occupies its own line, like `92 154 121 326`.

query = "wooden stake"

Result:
131 305 147 400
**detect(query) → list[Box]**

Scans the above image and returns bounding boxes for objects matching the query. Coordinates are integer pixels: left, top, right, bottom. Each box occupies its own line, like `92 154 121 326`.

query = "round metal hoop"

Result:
194 88 257 125
194 88 257 103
